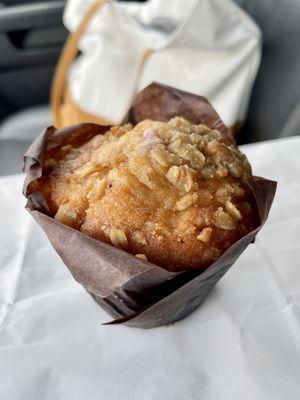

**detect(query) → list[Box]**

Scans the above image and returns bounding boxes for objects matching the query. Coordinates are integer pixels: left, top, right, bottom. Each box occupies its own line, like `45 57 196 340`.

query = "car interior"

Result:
0 0 299 175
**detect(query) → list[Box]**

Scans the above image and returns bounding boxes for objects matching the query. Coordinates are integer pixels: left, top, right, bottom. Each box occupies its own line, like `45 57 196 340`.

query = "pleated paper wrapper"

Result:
23 83 277 329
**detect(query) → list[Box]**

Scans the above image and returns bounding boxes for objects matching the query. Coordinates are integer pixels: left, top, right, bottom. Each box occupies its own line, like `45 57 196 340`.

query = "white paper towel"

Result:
1 137 300 400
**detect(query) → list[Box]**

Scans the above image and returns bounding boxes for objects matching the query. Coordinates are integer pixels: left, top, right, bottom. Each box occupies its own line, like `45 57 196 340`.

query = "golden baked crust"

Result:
36 117 258 271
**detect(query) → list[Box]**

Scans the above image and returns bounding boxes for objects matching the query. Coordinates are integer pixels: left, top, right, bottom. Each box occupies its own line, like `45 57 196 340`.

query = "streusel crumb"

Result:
36 117 258 271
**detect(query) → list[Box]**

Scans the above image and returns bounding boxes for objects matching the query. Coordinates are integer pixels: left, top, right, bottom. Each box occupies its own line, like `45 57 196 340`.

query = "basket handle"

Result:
50 0 152 128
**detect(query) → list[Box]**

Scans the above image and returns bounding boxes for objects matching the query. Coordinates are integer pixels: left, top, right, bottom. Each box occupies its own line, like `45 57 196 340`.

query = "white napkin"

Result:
1 137 300 399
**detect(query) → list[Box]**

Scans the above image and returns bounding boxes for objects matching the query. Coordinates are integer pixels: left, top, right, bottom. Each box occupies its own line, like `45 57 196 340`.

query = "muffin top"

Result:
36 117 258 271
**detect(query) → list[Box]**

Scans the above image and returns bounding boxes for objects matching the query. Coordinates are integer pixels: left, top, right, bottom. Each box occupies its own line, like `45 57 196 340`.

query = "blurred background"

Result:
0 0 299 175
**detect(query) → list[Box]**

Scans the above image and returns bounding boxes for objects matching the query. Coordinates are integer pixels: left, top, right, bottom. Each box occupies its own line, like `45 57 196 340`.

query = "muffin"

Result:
35 117 258 271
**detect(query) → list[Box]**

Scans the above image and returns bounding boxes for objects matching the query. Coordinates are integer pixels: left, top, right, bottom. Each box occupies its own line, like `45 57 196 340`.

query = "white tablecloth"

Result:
1 137 300 400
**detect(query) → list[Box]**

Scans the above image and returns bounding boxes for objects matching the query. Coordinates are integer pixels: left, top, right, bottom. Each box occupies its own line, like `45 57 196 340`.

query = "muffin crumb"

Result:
87 178 106 202
175 193 198 211
197 227 213 243
109 228 128 249
136 254 147 260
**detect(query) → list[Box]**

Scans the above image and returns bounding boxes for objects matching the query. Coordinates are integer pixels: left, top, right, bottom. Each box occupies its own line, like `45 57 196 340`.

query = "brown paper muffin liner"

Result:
23 83 277 329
